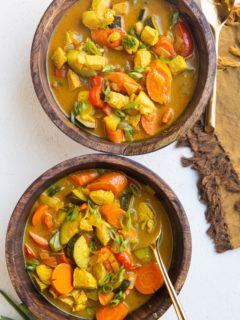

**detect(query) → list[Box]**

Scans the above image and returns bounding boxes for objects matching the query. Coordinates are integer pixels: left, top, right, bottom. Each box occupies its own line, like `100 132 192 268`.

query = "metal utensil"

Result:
150 229 187 320
201 0 235 132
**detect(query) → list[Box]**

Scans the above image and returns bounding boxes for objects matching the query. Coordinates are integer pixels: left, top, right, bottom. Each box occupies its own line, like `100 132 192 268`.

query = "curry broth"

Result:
48 0 198 141
23 171 173 318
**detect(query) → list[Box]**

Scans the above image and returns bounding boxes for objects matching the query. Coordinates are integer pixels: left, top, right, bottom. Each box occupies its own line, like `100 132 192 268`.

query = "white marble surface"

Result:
0 1 240 319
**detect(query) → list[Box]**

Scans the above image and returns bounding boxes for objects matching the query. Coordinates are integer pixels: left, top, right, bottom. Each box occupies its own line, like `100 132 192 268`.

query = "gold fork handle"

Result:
152 247 187 320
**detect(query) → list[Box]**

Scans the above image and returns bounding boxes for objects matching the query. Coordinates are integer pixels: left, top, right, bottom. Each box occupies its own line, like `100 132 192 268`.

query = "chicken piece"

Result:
168 55 188 76
138 202 155 232
134 49 152 69
108 91 129 109
52 47 67 69
95 221 111 246
134 91 155 115
67 69 81 91
89 190 114 205
36 264 53 285
113 2 128 15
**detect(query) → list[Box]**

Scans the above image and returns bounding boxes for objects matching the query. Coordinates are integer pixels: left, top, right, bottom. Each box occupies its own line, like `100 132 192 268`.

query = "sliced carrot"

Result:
79 202 88 211
141 111 160 136
70 170 98 186
91 28 125 49
88 172 128 196
41 256 58 268
135 263 164 294
106 127 124 144
51 263 73 295
40 251 49 260
100 204 124 229
24 244 36 259
31 204 48 226
146 60 172 104
96 303 129 320
153 36 175 58
105 72 142 95
43 212 54 229
162 107 174 124
29 231 48 248
98 292 115 306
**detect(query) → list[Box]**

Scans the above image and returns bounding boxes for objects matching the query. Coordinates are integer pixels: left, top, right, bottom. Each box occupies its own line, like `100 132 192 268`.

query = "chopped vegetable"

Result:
134 91 155 115
49 231 62 252
31 204 48 226
115 251 133 270
82 8 115 29
104 114 121 131
100 203 124 228
141 26 158 46
83 38 100 55
122 35 139 54
47 184 63 197
73 268 98 289
60 220 79 245
29 232 48 248
96 303 129 320
138 8 146 21
144 16 160 33
153 36 175 59
98 292 115 305
168 55 188 75
109 16 123 28
24 244 36 259
25 259 40 272
146 60 172 104
162 107 174 124
141 111 160 136
173 21 193 57
73 236 90 269
108 91 129 109
87 172 128 195
95 221 111 245
70 170 98 186
106 128 124 143
105 72 142 95
91 28 125 49
133 246 153 263
40 193 64 211
51 263 74 295
89 75 105 108
134 49 151 69
135 263 163 294
32 274 49 292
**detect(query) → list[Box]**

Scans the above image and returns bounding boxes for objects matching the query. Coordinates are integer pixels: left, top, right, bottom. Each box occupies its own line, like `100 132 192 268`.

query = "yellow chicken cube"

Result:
141 26 158 46
134 49 152 69
169 55 188 76
67 69 81 91
51 47 67 69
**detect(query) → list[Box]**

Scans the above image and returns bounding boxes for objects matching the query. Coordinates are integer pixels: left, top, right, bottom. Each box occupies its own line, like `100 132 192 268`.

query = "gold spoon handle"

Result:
152 247 187 320
204 27 220 133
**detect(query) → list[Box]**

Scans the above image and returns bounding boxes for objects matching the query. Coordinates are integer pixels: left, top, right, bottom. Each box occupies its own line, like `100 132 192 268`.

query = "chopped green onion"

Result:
25 259 40 272
144 185 156 195
74 101 79 115
124 125 133 141
109 229 129 253
110 291 126 306
128 70 144 79
66 205 80 221
114 109 126 119
120 209 132 231
47 184 63 197
99 272 113 287
171 11 180 27
129 183 141 197
123 102 137 110
159 57 171 64
102 64 116 74
70 111 76 124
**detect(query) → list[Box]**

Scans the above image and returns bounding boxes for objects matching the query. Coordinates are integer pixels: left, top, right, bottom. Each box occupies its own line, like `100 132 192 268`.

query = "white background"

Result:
0 1 240 319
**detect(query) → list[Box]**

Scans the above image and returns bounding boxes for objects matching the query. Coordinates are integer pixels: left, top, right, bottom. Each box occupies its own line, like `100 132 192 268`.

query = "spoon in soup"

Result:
201 0 235 132
150 228 187 320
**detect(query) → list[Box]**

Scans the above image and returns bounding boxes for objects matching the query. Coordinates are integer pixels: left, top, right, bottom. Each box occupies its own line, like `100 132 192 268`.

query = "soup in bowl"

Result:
31 0 215 155
6 155 191 319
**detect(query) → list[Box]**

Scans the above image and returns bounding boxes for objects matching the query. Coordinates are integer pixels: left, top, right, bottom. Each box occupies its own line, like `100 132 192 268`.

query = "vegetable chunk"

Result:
108 92 129 109
134 91 155 115
88 172 128 195
113 2 128 15
90 190 115 205
134 49 152 69
141 26 158 46
67 69 81 91
73 268 98 289
168 55 188 76
73 236 90 269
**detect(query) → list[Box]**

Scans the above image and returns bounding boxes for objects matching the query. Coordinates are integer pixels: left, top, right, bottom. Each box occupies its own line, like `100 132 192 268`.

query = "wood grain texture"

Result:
31 0 216 156
6 154 191 320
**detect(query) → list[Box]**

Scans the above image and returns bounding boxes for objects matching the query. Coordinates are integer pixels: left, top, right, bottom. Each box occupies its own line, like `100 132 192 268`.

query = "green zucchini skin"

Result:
109 16 122 29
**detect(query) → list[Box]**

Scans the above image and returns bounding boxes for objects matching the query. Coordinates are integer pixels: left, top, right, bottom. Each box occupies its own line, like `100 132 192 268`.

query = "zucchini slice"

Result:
109 16 122 29
73 236 90 269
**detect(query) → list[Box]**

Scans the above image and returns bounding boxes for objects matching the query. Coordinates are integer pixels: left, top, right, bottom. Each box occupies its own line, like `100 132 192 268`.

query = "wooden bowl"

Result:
31 0 216 156
6 154 191 320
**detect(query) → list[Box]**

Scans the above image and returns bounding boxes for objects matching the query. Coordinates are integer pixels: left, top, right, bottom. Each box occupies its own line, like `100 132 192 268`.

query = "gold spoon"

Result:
202 0 235 133
150 230 187 320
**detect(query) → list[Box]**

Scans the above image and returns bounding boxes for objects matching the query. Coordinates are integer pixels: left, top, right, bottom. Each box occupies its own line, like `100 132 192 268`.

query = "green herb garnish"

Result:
82 39 100 55
47 184 63 197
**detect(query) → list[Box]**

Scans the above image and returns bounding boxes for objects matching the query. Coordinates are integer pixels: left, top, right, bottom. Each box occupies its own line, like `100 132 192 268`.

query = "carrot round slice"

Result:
96 303 129 320
135 263 164 294
51 263 73 295
70 170 98 187
153 36 175 58
146 60 172 104
88 172 128 196
141 111 160 136
100 204 124 228
31 204 48 226
106 128 124 144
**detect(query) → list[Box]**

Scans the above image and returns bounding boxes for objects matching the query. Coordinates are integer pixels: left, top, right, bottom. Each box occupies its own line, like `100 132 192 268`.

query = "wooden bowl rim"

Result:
5 154 191 320
30 0 216 156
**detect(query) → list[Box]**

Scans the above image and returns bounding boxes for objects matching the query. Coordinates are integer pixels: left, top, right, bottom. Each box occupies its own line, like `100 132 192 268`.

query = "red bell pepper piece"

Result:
89 75 105 108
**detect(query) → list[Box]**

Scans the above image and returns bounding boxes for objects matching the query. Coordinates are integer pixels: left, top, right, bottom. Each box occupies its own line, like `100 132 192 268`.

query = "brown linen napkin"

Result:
177 6 240 252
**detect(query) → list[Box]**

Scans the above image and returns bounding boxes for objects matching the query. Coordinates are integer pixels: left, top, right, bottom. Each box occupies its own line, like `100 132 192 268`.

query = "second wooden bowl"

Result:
6 154 191 320
31 0 216 155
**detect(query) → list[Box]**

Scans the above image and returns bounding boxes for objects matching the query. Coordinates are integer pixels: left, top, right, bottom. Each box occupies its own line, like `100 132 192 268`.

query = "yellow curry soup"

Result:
23 169 173 319
48 0 198 143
